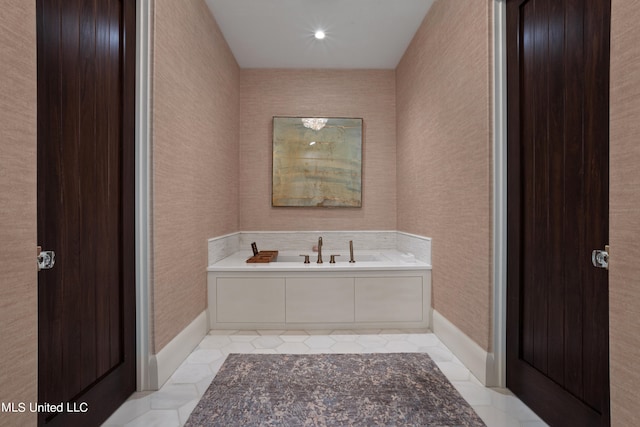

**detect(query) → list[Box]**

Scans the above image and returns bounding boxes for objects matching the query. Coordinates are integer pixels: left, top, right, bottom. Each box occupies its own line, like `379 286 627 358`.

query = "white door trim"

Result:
491 0 508 388
135 0 153 391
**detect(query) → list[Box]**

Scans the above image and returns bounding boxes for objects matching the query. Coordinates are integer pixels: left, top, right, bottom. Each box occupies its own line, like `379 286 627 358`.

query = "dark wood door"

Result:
506 0 610 426
36 0 135 425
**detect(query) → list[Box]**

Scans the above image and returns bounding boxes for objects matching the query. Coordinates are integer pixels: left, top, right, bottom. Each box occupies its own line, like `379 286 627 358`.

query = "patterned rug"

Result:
186 353 485 427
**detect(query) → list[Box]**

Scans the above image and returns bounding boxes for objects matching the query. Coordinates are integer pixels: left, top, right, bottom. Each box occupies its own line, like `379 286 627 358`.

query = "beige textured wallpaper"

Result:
152 0 240 352
609 1 640 424
239 69 396 231
396 0 493 351
0 1 37 426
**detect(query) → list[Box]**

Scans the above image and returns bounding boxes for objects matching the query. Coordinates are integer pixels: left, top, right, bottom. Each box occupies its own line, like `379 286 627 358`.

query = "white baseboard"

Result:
148 310 208 390
145 306 492 390
432 310 494 386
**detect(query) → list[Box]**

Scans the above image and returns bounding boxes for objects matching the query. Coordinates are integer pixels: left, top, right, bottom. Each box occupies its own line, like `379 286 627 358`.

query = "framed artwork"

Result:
272 117 363 207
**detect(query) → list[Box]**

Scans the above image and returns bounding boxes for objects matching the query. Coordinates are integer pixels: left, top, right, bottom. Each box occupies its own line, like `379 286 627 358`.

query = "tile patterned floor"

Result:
102 330 548 427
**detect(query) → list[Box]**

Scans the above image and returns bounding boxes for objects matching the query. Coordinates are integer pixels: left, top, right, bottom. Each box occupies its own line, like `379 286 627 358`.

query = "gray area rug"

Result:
186 353 485 426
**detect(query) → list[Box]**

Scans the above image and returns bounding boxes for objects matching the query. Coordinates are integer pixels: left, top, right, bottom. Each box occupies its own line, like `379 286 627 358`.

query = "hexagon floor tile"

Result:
103 330 548 427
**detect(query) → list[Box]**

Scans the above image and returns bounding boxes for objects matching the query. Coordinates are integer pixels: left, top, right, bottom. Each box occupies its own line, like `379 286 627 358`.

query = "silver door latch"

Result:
591 245 609 270
38 250 56 271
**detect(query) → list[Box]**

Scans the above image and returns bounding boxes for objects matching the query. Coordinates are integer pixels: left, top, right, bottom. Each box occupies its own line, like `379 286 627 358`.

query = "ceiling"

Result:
204 0 435 69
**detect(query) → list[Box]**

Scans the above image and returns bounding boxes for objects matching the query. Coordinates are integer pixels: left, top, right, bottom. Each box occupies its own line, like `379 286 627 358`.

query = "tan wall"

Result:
609 1 640 424
396 0 493 350
152 0 240 351
239 69 396 231
0 1 38 426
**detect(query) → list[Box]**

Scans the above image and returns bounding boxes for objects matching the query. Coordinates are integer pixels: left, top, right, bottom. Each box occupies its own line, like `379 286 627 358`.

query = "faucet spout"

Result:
317 237 323 264
349 240 356 263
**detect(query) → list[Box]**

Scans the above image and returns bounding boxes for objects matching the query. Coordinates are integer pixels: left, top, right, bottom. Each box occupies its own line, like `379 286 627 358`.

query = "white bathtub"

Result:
209 249 426 270
207 250 432 330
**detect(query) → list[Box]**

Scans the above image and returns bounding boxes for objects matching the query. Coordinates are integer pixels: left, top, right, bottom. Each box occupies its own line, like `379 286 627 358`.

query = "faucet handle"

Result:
299 254 310 264
329 254 340 264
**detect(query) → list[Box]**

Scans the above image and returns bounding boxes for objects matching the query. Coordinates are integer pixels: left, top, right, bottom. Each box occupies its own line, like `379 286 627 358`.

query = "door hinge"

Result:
37 248 56 271
591 245 609 270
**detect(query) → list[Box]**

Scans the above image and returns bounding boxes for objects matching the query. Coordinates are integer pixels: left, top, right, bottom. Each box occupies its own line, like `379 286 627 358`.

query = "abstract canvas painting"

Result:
272 117 363 207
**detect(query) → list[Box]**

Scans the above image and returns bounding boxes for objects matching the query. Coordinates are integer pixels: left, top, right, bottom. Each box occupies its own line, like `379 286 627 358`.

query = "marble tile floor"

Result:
103 329 548 427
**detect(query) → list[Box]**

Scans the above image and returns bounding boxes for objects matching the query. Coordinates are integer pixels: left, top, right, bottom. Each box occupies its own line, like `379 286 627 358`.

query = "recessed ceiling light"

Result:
314 30 326 40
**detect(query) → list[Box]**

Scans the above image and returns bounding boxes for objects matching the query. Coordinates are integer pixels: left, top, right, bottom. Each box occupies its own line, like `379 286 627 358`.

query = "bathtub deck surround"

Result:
211 249 428 271
208 231 431 264
208 250 431 330
207 231 432 331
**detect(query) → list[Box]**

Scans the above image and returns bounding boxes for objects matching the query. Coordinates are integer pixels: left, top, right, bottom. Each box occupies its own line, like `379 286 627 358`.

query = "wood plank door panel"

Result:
37 0 136 425
506 0 610 426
